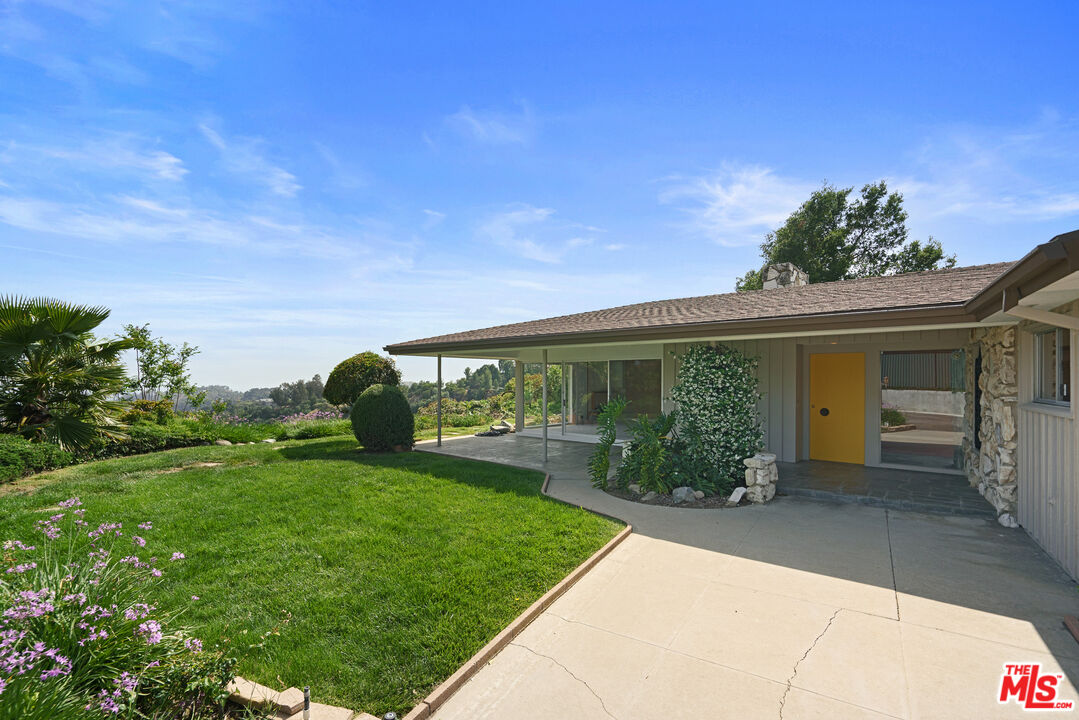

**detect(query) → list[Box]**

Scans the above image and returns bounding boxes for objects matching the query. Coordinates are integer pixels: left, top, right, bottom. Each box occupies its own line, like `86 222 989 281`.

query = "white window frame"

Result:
1034 328 1071 406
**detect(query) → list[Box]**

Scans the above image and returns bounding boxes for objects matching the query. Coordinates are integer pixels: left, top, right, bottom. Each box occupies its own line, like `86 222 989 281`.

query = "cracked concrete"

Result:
423 436 1079 719
509 642 617 720
778 609 841 719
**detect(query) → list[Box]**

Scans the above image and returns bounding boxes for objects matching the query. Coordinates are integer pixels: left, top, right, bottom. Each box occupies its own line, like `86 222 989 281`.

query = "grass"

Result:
0 437 621 716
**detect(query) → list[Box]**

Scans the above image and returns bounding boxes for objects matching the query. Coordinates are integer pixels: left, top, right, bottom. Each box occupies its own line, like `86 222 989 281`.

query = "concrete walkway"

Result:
421 435 1079 719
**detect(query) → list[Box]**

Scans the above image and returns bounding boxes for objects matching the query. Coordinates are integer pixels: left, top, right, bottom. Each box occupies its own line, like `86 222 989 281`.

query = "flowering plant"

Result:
668 344 764 493
0 499 234 719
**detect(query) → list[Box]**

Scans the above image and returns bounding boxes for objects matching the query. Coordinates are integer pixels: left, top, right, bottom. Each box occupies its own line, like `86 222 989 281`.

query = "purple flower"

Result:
58 497 82 509
191 595 199 601
170 552 185 561
123 603 153 621
6 562 36 574
184 637 203 653
3 540 35 552
114 671 138 693
132 536 146 548
137 522 152 531
0 677 6 694
136 620 163 645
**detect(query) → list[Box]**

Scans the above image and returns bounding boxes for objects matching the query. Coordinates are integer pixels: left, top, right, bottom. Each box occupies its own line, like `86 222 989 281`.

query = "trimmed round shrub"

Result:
350 384 415 451
324 352 402 407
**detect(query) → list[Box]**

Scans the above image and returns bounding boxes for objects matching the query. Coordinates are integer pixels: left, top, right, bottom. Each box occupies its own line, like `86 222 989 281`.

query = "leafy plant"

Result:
0 498 234 719
351 384 415 451
588 396 628 488
0 297 132 450
122 324 204 411
118 399 176 426
324 352 402 407
617 412 678 493
669 344 764 494
881 406 907 426
0 434 74 484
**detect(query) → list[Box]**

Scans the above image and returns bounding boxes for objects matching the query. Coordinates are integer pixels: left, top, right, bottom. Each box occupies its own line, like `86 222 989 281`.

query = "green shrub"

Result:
881 407 907 426
668 344 764 494
351 384 415 451
0 434 75 484
118 399 175 425
0 498 234 719
324 352 401 407
276 419 352 440
588 397 628 488
617 412 677 493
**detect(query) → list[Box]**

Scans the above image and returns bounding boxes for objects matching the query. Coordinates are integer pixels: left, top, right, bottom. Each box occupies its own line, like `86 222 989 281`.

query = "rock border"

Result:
402 474 632 720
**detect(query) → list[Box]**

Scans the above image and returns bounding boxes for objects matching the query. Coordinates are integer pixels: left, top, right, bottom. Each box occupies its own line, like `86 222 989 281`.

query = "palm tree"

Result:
0 297 132 450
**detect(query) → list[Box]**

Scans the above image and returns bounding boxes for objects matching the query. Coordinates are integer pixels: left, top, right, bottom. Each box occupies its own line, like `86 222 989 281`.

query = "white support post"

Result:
561 361 567 436
514 361 525 432
542 349 549 463
436 354 442 447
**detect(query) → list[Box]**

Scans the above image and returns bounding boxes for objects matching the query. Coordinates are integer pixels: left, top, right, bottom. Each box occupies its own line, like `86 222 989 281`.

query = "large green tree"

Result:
735 181 956 291
0 297 132 449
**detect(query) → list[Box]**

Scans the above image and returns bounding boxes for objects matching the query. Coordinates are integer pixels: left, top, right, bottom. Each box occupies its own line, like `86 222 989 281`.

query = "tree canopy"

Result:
323 351 401 407
0 297 132 449
735 181 956 291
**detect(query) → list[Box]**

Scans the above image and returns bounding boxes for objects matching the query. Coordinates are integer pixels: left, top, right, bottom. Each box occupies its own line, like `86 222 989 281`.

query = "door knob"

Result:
819 408 830 416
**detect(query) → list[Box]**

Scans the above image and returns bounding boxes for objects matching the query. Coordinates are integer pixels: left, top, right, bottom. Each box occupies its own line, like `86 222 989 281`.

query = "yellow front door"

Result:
809 352 866 464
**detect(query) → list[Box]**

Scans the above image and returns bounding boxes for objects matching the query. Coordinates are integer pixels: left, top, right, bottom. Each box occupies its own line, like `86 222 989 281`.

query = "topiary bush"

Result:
351 384 415 451
669 344 764 494
324 352 402 407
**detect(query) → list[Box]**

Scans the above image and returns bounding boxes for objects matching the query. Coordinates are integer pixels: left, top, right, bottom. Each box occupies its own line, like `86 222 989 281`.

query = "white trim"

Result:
1006 305 1079 331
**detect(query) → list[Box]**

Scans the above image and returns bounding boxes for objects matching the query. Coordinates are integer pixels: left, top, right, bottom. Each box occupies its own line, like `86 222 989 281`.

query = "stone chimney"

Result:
762 262 808 289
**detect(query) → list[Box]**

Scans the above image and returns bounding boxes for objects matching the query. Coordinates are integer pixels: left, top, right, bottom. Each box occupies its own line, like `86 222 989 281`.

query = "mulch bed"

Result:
603 485 745 509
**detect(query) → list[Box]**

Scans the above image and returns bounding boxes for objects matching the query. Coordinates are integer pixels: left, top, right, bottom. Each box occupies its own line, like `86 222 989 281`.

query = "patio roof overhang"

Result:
385 303 987 360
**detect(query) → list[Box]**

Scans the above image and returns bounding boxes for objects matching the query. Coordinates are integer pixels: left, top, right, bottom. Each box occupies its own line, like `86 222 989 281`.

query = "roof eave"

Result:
385 303 979 356
965 229 1079 320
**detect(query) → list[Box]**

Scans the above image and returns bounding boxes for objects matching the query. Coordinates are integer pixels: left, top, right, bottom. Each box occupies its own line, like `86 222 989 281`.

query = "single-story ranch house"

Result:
387 230 1079 577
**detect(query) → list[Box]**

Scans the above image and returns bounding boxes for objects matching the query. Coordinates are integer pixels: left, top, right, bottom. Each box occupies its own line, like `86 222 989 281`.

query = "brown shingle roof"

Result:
386 262 1015 353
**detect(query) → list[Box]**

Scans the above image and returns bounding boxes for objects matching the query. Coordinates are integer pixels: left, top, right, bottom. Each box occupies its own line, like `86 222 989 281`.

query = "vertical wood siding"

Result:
1018 407 1078 578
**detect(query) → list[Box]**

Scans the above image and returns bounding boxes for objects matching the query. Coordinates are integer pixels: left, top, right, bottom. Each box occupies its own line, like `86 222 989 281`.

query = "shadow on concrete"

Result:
421 433 1079 684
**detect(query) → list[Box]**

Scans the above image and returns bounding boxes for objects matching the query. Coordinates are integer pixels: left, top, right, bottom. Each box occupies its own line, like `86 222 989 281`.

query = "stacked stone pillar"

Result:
743 452 778 503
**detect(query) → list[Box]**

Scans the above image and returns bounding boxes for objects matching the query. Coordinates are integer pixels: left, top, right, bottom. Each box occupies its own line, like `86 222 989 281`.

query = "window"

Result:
1035 329 1071 405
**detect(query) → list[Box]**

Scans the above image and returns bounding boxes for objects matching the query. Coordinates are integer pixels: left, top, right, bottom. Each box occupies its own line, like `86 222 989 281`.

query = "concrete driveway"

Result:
422 436 1079 719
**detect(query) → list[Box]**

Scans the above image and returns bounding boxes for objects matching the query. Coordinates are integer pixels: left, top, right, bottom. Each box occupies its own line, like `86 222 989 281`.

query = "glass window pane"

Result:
1037 331 1058 402
610 359 662 418
567 362 608 427
880 350 965 470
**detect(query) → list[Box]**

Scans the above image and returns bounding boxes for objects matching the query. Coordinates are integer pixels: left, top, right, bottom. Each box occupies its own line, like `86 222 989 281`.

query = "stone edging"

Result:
402 473 633 720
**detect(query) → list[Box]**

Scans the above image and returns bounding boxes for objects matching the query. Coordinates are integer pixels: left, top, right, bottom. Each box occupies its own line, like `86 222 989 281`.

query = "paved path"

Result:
421 435 1079 719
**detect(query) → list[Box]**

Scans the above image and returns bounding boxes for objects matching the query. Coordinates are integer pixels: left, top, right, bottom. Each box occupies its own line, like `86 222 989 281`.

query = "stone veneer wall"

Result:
963 326 1019 527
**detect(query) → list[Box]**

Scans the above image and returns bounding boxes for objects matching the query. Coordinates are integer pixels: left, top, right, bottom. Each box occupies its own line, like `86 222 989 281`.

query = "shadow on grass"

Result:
276 437 547 499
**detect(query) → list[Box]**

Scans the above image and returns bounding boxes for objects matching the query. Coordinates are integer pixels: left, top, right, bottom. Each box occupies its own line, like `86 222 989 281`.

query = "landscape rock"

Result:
214 439 232 446
742 453 779 503
640 491 658 503
693 490 705 500
726 486 747 507
261 438 276 443
628 483 642 494
998 512 1019 529
671 486 696 504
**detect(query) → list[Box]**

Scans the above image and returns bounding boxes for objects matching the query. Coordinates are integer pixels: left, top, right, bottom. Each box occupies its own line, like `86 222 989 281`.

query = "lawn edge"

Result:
402 472 632 720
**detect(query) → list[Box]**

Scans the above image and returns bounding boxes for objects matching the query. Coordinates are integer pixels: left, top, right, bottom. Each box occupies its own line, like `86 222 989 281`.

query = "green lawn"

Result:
0 437 621 716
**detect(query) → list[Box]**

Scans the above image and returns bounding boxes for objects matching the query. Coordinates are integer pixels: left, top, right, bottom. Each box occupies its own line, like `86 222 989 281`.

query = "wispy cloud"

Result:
892 113 1079 223
476 204 604 263
25 137 188 181
446 102 536 145
199 122 301 197
660 164 816 246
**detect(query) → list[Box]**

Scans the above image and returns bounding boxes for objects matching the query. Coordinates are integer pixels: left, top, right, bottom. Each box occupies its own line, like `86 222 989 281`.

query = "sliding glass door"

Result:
880 349 965 470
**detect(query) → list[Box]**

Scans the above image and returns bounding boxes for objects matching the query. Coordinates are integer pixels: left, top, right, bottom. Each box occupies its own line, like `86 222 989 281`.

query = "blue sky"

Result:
3 1 1078 388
